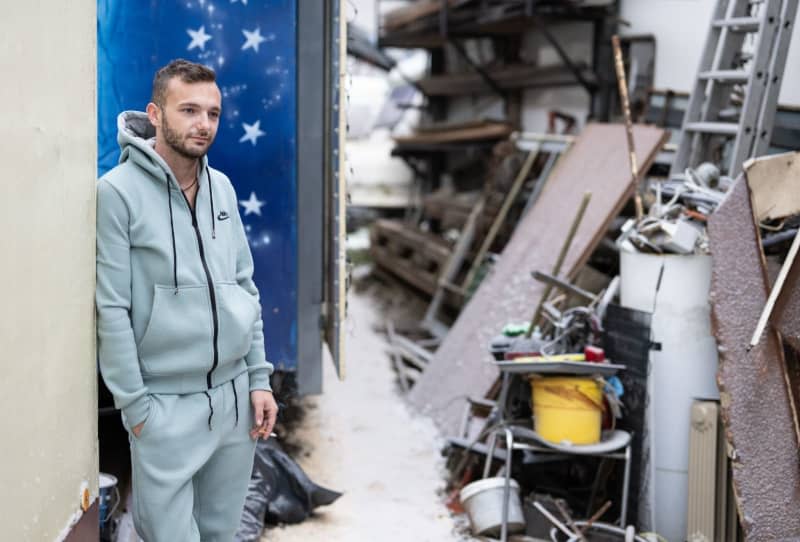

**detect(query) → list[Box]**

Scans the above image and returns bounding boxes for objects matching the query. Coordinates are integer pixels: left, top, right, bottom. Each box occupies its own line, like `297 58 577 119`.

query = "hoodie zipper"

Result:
179 186 220 389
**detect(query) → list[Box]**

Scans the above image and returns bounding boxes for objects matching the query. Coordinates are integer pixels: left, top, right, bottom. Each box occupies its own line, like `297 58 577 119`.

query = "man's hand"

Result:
132 421 144 438
250 390 278 440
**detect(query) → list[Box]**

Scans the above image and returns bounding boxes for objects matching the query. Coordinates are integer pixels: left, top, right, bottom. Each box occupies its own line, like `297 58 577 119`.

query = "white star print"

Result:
239 120 265 146
239 192 265 216
187 26 212 51
241 28 266 53
230 0 248 4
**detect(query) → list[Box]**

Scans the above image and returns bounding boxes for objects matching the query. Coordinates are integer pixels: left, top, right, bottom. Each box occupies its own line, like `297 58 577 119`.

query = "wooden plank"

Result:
392 335 434 365
407 123 668 432
416 63 593 96
386 320 410 393
394 122 513 145
415 118 501 133
744 151 800 222
383 0 466 31
708 177 800 540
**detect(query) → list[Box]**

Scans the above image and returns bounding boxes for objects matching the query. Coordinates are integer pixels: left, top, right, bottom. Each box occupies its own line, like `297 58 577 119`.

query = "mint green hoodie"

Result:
97 111 273 429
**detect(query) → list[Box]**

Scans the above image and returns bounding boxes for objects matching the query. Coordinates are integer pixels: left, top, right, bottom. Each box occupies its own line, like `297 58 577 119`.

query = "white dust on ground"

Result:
261 291 467 541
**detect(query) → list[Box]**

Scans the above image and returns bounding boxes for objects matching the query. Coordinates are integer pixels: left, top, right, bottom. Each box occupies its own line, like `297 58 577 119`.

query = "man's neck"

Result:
154 140 199 188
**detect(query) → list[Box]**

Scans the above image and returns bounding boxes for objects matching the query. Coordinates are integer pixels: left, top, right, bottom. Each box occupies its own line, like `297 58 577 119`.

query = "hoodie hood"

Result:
116 110 209 184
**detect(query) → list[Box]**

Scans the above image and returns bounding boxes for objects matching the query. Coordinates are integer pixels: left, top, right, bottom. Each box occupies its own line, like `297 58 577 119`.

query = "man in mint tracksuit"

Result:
96 59 279 541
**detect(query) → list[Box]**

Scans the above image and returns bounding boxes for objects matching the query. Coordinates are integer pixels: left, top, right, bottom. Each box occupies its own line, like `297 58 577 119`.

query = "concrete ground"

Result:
261 288 465 541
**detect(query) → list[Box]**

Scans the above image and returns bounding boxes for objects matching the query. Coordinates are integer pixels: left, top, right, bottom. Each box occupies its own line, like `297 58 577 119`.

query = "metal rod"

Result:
525 191 592 337
533 501 578 539
611 34 644 221
531 270 598 302
620 445 631 526
536 18 596 93
448 38 506 99
462 146 540 290
579 500 613 535
555 499 586 542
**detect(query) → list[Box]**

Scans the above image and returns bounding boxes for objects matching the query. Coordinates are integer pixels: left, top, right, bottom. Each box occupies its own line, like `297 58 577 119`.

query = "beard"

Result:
161 110 215 159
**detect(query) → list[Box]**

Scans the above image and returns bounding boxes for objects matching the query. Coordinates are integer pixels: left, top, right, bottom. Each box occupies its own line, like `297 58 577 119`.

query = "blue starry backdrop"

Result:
98 0 298 370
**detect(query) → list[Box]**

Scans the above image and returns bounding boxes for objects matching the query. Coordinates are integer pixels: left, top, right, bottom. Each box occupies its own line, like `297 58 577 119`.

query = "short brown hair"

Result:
151 59 216 107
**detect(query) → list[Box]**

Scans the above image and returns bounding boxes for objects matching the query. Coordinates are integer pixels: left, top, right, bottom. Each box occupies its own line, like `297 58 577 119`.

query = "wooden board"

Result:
394 122 513 145
744 151 800 222
383 0 466 31
707 178 800 540
408 123 668 432
417 63 593 96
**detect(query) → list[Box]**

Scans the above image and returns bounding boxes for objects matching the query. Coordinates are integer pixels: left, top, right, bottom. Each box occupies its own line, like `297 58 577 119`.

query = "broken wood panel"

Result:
408 123 668 432
393 122 513 146
707 177 800 540
744 151 800 222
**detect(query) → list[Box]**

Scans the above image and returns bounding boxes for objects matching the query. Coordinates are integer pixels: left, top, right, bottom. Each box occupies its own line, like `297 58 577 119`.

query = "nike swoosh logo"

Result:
217 211 230 221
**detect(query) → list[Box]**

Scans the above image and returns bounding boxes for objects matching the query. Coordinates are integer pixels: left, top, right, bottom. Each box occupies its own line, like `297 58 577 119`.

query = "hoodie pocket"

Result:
138 284 214 376
215 281 260 366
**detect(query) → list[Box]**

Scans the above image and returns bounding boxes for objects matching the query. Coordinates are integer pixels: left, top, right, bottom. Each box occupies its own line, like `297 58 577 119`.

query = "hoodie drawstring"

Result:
231 380 239 427
204 391 214 431
207 168 216 240
166 178 179 295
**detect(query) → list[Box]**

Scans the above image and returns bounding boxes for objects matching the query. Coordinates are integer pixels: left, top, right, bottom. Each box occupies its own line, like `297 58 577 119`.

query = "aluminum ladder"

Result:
670 0 798 179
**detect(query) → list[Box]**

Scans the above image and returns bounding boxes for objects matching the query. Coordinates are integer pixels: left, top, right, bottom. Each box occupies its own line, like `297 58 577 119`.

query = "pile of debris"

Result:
360 0 800 540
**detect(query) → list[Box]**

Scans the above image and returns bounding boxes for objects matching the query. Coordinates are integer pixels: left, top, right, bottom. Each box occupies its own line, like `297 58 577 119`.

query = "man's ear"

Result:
145 102 161 129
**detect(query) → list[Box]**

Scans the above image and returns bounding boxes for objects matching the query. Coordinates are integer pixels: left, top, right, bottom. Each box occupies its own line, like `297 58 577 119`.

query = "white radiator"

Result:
686 400 742 542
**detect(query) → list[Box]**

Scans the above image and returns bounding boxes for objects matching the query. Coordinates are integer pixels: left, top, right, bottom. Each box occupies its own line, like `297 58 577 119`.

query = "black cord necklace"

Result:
180 176 198 192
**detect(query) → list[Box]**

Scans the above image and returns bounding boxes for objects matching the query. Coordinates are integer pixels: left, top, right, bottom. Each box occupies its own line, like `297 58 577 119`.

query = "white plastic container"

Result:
459 477 525 537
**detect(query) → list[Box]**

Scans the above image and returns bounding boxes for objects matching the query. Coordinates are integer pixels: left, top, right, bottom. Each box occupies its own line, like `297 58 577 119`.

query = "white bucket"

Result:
459 477 525 537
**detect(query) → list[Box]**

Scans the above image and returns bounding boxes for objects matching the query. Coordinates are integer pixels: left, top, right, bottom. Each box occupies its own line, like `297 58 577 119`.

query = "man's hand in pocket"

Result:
133 421 145 438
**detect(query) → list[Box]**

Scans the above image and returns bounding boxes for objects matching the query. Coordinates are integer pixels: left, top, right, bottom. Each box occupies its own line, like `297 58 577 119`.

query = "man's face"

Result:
155 78 222 159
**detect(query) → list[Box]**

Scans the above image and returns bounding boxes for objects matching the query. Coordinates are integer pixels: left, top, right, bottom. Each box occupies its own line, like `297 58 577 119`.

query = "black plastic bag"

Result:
236 439 342 541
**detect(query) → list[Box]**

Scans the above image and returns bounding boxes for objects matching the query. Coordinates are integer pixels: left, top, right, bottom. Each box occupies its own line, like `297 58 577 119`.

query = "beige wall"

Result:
0 2 98 540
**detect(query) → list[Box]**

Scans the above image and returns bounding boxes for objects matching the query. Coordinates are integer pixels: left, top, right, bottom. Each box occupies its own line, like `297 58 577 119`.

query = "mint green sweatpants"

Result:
125 370 256 542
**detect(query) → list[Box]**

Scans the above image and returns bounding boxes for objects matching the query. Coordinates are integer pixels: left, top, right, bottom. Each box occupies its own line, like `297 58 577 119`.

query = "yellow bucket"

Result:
530 376 603 445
